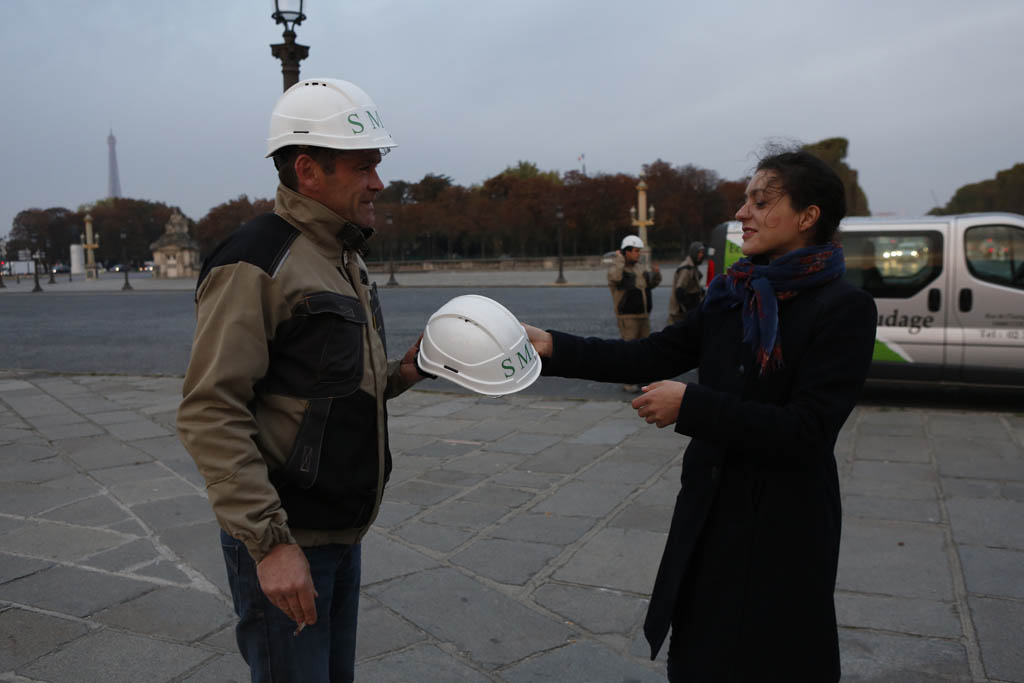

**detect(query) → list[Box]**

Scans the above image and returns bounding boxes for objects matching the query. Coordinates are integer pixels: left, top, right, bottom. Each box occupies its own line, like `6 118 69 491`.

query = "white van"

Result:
710 213 1024 387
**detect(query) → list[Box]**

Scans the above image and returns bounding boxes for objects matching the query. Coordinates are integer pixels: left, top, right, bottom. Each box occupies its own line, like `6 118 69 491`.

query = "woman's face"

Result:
735 170 817 260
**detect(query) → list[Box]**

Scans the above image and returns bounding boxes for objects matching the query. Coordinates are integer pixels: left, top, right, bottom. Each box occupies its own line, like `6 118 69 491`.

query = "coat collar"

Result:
273 183 375 258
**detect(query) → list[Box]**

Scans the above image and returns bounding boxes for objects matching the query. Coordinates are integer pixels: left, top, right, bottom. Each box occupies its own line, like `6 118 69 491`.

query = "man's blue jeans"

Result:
221 530 361 683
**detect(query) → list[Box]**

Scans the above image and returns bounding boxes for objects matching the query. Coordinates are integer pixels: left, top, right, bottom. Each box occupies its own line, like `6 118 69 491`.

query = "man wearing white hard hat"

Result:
608 234 662 391
178 78 430 682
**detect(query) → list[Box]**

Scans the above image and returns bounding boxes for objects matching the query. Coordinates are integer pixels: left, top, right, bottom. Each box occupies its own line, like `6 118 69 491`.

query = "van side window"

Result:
840 231 943 298
965 225 1024 291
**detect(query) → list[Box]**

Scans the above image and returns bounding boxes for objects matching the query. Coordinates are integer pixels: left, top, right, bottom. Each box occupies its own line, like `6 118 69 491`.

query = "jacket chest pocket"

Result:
266 292 367 398
304 293 366 387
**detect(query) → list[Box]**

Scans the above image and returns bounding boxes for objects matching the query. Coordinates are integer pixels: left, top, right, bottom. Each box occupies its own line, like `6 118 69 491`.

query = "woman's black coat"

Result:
543 276 876 682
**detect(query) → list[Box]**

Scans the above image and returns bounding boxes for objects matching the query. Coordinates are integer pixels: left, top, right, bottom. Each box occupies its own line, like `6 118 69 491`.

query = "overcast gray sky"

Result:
2 0 1022 242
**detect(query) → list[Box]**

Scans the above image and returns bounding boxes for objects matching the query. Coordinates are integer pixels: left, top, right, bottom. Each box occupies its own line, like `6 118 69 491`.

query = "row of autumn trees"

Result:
7 137 913 267
194 137 873 263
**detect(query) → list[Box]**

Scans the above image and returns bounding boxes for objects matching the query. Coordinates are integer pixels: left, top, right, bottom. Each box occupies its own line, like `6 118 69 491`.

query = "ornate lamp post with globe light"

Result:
270 0 309 92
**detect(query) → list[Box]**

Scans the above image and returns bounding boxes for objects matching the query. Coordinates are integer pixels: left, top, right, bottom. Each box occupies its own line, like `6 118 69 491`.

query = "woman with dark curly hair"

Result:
526 149 877 682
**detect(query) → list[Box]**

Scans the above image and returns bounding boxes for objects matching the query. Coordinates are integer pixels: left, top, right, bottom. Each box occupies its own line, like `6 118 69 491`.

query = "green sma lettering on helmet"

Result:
418 295 541 396
266 78 397 157
516 343 534 369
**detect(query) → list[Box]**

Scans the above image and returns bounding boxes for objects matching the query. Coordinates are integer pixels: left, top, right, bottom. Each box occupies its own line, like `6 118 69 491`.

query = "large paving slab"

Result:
837 518 953 600
368 567 575 670
0 565 155 617
500 640 664 682
358 643 492 683
0 608 89 672
17 629 213 683
92 585 236 641
969 597 1024 682
838 628 971 682
554 528 665 595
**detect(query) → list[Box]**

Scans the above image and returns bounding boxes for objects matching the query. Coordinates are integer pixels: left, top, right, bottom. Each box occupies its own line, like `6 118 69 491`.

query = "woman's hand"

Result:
631 380 687 428
523 324 553 358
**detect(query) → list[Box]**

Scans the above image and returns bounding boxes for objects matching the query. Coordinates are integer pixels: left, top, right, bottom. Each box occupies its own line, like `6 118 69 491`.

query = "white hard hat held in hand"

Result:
266 78 397 157
621 235 644 250
417 295 542 396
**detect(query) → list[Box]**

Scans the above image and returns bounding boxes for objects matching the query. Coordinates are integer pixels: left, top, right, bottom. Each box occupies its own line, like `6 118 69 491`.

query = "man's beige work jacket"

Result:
607 251 662 320
178 185 415 563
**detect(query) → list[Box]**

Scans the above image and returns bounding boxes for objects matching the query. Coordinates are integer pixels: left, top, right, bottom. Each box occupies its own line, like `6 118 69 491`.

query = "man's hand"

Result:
256 543 318 627
522 324 553 359
398 333 428 385
631 380 686 428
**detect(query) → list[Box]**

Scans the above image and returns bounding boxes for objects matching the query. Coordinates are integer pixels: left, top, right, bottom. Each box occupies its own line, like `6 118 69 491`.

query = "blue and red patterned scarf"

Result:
703 243 845 376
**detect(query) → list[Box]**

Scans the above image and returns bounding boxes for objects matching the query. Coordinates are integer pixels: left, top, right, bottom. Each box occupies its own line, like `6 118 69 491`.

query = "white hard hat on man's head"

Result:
266 78 396 157
621 235 644 250
417 295 541 397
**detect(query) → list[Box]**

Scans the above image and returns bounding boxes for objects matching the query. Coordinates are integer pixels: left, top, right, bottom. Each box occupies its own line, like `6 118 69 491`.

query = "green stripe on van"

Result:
872 340 907 363
724 239 744 270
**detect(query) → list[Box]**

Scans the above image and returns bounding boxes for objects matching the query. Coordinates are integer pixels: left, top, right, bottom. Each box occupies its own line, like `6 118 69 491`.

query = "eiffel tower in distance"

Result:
108 129 122 198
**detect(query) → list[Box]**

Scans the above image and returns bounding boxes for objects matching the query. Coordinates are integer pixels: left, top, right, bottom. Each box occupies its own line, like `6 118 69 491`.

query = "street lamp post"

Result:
31 250 43 293
46 239 56 284
555 205 567 284
83 214 99 280
630 180 655 269
385 213 399 287
270 0 309 92
120 230 132 291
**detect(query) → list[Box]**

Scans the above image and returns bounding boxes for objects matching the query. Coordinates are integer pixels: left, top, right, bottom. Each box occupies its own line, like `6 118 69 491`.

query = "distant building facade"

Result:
150 210 200 278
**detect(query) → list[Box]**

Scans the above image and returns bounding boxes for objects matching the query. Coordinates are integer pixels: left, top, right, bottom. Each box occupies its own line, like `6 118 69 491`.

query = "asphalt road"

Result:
3 287 1020 408
0 287 686 402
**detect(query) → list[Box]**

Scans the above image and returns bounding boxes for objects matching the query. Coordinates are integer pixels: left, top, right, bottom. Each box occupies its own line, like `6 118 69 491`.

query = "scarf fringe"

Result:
756 344 785 376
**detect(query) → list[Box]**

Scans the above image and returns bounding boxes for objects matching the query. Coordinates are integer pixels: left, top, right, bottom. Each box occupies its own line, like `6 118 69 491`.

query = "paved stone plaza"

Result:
0 372 1021 682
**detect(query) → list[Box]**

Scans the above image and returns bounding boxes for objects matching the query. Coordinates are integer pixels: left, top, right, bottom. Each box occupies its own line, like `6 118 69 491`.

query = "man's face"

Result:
317 149 384 227
623 247 641 265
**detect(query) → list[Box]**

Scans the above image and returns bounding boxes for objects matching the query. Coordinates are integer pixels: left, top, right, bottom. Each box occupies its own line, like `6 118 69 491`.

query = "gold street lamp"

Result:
83 214 99 280
270 0 309 92
630 180 655 269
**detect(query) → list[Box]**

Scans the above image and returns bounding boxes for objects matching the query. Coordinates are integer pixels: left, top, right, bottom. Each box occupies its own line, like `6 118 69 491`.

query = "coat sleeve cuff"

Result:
242 521 297 565
674 382 723 439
